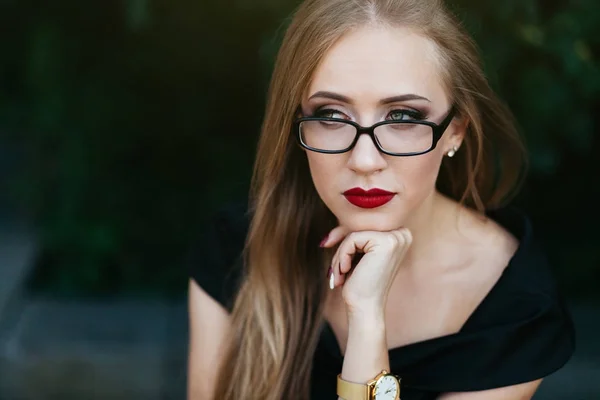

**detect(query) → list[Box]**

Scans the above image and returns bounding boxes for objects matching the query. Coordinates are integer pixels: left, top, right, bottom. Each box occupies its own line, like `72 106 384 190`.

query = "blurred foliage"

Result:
0 0 598 298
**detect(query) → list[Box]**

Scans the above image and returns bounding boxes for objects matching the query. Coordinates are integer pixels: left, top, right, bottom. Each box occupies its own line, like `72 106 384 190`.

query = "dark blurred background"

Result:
0 0 598 399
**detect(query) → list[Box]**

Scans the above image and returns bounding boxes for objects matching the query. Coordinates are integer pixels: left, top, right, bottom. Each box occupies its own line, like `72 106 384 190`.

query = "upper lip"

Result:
343 187 395 196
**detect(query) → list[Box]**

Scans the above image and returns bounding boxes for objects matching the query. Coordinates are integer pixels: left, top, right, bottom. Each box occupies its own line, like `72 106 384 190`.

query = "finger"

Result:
329 237 349 290
338 230 410 274
337 264 347 287
328 246 339 290
329 255 344 290
328 265 336 290
391 228 413 250
338 232 369 275
339 242 357 275
320 225 351 249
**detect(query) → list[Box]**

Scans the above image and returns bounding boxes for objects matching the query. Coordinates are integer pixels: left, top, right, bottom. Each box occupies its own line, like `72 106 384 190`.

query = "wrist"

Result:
347 311 386 342
347 305 385 327
341 311 390 388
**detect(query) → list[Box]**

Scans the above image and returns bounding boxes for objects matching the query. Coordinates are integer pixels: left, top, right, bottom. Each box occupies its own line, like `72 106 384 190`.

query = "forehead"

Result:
307 26 448 105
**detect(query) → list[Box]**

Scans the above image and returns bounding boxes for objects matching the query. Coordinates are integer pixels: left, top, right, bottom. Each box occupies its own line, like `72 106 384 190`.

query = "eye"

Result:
388 109 426 121
313 108 349 120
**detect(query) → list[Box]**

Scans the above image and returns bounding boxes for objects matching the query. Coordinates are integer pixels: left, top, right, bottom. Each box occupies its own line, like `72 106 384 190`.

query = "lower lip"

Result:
344 195 395 209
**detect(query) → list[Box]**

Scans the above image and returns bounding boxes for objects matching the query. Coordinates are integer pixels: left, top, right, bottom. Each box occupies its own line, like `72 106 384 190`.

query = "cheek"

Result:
305 153 341 201
399 151 444 190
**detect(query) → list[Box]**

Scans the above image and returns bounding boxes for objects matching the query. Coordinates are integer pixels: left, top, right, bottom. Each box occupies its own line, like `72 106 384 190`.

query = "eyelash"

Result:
312 107 427 121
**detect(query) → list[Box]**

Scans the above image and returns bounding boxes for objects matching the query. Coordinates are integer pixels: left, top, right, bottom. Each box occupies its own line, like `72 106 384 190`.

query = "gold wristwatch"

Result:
337 370 401 400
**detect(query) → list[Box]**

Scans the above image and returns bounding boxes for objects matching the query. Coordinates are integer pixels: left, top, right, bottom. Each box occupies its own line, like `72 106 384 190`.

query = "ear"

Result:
449 113 469 150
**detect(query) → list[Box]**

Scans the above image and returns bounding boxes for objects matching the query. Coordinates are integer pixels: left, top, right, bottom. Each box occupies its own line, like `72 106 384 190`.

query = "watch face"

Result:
374 375 399 400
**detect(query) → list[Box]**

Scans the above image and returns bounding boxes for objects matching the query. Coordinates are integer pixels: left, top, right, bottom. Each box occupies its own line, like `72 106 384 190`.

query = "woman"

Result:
188 0 575 399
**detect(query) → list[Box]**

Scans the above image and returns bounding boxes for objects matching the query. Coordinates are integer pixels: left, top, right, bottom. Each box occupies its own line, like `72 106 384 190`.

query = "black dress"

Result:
189 203 575 399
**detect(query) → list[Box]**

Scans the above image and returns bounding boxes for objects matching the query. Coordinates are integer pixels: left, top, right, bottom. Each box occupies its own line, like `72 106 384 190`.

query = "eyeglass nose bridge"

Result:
350 125 386 153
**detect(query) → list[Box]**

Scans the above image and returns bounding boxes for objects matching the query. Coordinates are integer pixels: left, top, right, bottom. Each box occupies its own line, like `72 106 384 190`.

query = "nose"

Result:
346 132 388 174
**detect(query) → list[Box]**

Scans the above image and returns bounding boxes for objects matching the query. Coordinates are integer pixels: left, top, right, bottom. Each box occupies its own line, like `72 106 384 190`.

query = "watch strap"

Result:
336 374 372 400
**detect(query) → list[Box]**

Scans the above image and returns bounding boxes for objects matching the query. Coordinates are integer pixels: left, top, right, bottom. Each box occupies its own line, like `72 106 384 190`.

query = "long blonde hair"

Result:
212 0 526 398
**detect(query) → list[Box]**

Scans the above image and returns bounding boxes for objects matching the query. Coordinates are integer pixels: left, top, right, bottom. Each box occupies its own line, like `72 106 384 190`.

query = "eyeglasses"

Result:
293 106 457 156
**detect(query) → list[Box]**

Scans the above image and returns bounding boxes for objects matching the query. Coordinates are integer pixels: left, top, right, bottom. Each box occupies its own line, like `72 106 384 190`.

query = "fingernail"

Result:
329 272 335 290
326 267 332 278
319 234 330 248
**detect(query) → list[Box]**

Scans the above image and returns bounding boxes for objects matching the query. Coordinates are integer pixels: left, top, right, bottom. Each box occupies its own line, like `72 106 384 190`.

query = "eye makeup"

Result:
305 103 431 122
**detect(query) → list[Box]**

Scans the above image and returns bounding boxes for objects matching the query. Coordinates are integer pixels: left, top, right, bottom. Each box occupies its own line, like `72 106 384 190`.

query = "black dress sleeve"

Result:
187 201 250 312
391 209 576 395
396 283 575 394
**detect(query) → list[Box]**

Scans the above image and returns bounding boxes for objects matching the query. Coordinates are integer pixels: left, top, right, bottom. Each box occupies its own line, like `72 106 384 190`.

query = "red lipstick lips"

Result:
343 188 395 209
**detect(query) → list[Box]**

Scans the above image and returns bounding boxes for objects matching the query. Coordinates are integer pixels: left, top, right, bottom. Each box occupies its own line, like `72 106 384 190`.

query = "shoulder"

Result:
453 205 570 319
479 207 561 297
399 208 575 393
439 205 520 307
461 207 576 387
187 201 250 311
449 205 556 297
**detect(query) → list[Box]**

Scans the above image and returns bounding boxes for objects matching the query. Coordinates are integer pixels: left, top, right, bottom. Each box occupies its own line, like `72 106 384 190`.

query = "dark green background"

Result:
1 0 598 298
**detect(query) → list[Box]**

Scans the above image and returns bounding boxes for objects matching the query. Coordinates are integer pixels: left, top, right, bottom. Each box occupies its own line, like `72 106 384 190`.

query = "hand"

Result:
321 226 413 315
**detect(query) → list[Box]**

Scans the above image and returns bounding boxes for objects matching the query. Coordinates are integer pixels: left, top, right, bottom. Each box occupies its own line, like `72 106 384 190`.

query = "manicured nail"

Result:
329 272 335 290
319 234 330 248
326 267 332 278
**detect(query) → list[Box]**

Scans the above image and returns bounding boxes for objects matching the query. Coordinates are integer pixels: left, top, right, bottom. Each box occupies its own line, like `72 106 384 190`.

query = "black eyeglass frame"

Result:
293 105 458 157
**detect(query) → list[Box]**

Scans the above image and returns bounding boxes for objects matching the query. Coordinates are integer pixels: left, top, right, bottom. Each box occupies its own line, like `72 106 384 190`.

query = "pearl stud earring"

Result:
447 146 459 158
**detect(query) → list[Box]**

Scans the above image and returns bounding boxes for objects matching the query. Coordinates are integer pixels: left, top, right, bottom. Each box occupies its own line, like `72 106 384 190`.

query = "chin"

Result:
336 211 405 232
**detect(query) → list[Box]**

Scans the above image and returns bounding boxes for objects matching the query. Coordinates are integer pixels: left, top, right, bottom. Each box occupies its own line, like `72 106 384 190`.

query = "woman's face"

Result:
301 26 465 231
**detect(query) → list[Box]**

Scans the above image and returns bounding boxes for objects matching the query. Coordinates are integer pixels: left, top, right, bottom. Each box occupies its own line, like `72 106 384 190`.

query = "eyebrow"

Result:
308 91 431 104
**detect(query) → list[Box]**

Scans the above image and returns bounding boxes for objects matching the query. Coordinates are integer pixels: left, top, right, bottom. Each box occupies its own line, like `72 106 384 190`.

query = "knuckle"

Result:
384 233 400 248
401 228 413 245
391 229 411 247
341 236 354 251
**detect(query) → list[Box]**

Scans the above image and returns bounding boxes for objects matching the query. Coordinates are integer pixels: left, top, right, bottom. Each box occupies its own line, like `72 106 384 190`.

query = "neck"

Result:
401 190 460 268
